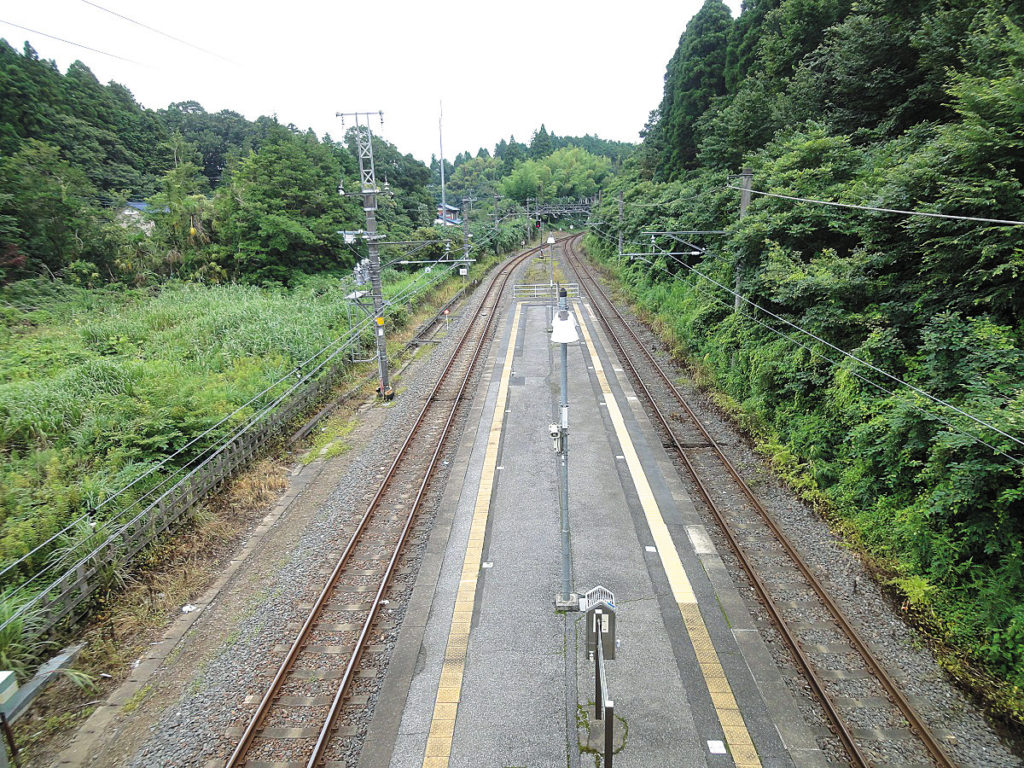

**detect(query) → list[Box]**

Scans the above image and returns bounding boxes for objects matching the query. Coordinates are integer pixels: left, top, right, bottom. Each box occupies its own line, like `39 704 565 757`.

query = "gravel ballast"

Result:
58 263 508 768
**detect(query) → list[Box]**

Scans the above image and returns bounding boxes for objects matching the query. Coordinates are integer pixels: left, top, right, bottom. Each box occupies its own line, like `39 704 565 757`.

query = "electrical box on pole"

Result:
582 586 616 660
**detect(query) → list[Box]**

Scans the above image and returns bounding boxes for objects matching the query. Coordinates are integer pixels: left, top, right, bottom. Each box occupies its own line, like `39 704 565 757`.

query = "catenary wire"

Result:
79 0 236 64
0 316 376 603
726 185 1024 227
592 221 1024 450
1 259 465 625
0 258 461 599
0 314 373 588
584 224 1024 465
0 265 447 585
673 253 1024 451
0 18 144 65
641 250 1023 468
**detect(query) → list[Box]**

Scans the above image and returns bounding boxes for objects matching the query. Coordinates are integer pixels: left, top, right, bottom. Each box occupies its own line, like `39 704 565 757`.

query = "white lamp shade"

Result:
550 310 579 344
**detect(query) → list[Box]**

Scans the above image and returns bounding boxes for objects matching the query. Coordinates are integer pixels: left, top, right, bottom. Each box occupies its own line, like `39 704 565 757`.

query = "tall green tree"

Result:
650 0 733 178
0 140 100 277
529 124 553 158
214 124 359 284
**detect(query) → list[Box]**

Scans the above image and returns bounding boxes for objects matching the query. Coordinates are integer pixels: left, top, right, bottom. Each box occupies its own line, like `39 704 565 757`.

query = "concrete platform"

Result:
362 289 827 768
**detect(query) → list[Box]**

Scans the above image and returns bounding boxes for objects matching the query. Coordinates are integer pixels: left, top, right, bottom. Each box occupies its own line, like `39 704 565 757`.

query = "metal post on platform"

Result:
551 288 578 610
594 609 604 718
605 700 615 768
592 607 615 768
546 234 556 333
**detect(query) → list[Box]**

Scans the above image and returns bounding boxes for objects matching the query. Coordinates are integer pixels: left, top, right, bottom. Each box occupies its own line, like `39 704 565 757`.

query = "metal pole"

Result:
558 287 571 604
548 236 555 331
439 103 446 229
617 190 623 257
605 700 615 768
594 609 603 719
1 711 20 768
735 167 752 312
462 195 471 267
338 111 391 398
550 234 555 288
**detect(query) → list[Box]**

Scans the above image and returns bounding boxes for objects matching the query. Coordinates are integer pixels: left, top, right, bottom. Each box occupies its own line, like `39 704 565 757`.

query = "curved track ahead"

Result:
564 234 954 768
225 245 537 768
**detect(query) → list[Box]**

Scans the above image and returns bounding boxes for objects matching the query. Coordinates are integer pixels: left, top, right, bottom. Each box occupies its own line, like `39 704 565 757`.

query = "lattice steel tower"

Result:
337 110 391 399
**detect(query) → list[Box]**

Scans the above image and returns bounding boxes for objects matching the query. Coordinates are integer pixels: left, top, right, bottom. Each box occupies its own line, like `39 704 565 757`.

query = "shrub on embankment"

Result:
0 271 433 578
585 1 1024 719
583 204 1024 716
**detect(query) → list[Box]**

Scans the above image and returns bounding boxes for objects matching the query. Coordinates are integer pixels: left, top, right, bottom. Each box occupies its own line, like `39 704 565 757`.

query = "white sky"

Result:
1 0 742 164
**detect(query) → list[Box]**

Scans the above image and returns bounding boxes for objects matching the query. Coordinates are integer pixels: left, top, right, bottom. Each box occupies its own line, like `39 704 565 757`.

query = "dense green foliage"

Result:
498 147 612 203
441 127 632 202
0 41 168 197
0 268 455 576
0 40 448 287
593 0 1024 703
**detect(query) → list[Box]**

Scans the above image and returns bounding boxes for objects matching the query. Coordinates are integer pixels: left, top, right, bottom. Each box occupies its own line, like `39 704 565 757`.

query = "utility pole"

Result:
492 194 501 244
337 110 392 400
617 190 624 257
439 103 447 228
461 195 474 269
735 167 753 312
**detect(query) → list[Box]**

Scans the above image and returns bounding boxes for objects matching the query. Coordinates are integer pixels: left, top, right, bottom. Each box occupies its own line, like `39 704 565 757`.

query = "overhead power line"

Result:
586 224 1023 465
0 255 463 587
647 241 1024 460
641 251 1023 467
79 0 236 64
726 185 1024 227
0 18 143 64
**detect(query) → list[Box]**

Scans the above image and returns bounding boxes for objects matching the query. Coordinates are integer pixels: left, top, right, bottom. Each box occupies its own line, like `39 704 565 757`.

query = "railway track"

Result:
224 246 536 768
564 235 955 768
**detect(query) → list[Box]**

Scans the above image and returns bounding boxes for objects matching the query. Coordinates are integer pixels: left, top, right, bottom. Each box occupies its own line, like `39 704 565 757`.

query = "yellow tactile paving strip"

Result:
420 302 523 768
578 302 762 768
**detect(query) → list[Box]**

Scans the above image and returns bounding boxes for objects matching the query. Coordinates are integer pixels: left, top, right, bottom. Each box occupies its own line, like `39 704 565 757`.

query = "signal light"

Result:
535 220 541 229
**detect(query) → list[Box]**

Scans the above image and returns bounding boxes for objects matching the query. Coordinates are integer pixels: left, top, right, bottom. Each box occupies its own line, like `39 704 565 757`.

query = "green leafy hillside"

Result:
590 0 1024 713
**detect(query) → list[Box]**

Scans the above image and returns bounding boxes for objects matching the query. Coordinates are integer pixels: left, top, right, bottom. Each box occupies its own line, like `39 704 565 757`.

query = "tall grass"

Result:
0 271 435 573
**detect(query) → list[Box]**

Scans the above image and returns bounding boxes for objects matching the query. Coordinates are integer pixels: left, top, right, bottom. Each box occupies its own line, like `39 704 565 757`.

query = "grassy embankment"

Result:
583 238 1024 726
0 264 473 671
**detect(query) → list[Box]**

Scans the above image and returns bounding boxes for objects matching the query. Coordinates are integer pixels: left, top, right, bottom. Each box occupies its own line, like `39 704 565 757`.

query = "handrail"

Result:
592 608 615 768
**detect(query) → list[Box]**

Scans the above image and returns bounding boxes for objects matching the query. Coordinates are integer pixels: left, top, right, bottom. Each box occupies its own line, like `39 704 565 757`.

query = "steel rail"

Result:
565 235 954 768
226 245 538 768
289 275 474 445
305 248 534 767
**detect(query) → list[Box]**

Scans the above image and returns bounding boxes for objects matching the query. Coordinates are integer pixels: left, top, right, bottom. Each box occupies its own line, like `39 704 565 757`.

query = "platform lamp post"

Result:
546 234 556 333
551 287 579 610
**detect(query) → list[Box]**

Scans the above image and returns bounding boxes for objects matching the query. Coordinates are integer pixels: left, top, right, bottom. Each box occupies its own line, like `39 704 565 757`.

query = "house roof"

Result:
123 201 169 213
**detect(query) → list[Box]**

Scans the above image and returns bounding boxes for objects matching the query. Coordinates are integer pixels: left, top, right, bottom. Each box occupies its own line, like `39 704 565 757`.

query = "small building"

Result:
435 203 461 227
117 201 158 235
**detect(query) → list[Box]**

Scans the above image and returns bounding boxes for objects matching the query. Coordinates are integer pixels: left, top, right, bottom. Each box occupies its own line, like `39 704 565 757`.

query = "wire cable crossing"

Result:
584 223 1023 465
79 0 236 63
0 259 463 634
0 18 144 64
725 185 1024 226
